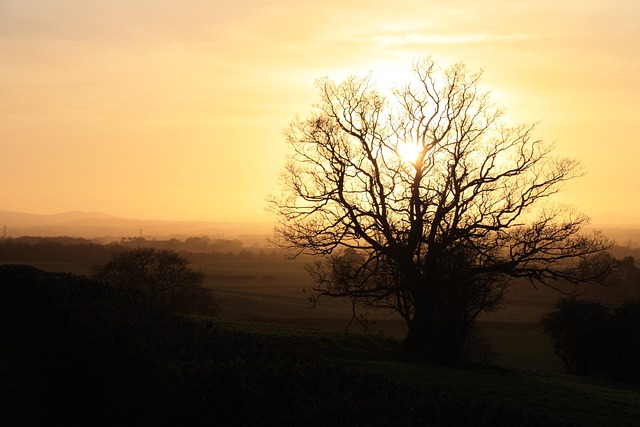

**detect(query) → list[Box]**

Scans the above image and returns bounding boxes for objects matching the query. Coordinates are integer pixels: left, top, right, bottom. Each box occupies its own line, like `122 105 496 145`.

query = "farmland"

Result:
5 249 565 372
3 244 640 425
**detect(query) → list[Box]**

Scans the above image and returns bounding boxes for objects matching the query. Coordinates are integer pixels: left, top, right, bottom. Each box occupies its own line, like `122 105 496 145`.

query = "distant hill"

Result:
0 210 274 243
2 209 639 247
589 212 640 247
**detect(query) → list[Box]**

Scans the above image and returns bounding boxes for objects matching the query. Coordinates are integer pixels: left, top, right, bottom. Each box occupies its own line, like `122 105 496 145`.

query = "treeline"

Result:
587 253 640 301
120 235 246 253
0 237 115 264
0 236 284 265
507 251 640 302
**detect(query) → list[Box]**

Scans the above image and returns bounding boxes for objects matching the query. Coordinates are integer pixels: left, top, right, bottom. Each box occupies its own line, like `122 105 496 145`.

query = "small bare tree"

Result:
93 248 217 316
269 58 609 363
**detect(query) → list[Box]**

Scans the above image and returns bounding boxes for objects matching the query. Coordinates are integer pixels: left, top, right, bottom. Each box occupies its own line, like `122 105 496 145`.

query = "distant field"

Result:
193 256 567 372
0 261 94 275
3 257 570 372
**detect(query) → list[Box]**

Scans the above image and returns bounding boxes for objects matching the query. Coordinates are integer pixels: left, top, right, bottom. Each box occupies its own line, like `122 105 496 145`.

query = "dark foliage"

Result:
92 248 218 316
608 299 640 383
540 297 609 376
0 237 117 264
0 265 573 426
605 255 640 299
541 296 640 383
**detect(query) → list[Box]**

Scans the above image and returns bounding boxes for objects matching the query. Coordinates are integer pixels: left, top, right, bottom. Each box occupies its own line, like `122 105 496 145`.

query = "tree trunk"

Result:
403 303 430 361
403 293 471 366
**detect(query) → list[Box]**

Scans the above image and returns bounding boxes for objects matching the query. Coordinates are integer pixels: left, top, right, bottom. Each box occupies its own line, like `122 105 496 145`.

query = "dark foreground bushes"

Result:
1 265 572 426
542 296 640 383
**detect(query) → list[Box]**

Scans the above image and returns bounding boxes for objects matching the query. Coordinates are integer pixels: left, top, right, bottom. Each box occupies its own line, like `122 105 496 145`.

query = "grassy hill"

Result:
2 264 639 426
214 319 640 427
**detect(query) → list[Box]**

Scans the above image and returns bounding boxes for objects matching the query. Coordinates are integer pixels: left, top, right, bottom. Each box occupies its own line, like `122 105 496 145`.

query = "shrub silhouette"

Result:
92 247 217 316
542 296 640 383
609 299 640 383
540 297 609 375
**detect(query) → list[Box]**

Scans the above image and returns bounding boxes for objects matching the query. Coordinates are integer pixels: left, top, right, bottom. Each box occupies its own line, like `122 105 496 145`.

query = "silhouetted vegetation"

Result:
0 236 116 264
602 254 640 299
2 265 583 426
0 235 283 267
92 248 218 316
270 57 609 364
120 235 245 253
541 296 640 384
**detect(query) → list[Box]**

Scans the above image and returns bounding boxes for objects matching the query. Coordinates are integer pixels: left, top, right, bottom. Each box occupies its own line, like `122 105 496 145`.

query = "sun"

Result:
396 142 422 164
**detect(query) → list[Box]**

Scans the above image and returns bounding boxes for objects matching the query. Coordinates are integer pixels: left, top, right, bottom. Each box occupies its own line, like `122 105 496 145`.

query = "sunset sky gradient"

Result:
1 0 639 222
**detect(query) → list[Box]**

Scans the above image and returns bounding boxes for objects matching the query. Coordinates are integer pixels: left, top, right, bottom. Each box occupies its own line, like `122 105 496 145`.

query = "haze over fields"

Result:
1 1 639 223
0 210 273 243
2 210 640 248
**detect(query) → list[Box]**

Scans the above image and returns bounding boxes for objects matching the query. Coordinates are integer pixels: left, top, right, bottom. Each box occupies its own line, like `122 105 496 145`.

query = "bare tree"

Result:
269 58 610 363
93 248 217 316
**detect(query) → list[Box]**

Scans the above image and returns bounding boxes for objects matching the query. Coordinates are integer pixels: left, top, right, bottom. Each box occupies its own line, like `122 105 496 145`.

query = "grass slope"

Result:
219 319 640 427
356 360 640 427
2 265 639 426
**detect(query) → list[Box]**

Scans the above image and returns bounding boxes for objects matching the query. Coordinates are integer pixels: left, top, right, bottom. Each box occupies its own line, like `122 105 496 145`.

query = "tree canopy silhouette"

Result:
93 248 217 316
542 296 640 383
269 58 609 363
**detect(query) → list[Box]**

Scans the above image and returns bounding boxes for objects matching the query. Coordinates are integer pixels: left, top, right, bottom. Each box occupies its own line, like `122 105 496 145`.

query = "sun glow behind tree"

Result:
396 142 422 165
270 57 610 364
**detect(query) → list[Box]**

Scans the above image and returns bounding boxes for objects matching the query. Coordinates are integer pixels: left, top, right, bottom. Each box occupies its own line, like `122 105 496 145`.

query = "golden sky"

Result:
1 0 638 222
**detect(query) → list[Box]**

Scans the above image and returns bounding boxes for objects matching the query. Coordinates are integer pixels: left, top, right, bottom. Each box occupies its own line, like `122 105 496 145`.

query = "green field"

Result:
213 318 640 426
356 360 640 427
4 259 640 426
194 256 569 373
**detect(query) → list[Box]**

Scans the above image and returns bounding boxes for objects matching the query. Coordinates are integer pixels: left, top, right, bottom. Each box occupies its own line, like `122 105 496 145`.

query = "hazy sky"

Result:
1 0 638 222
